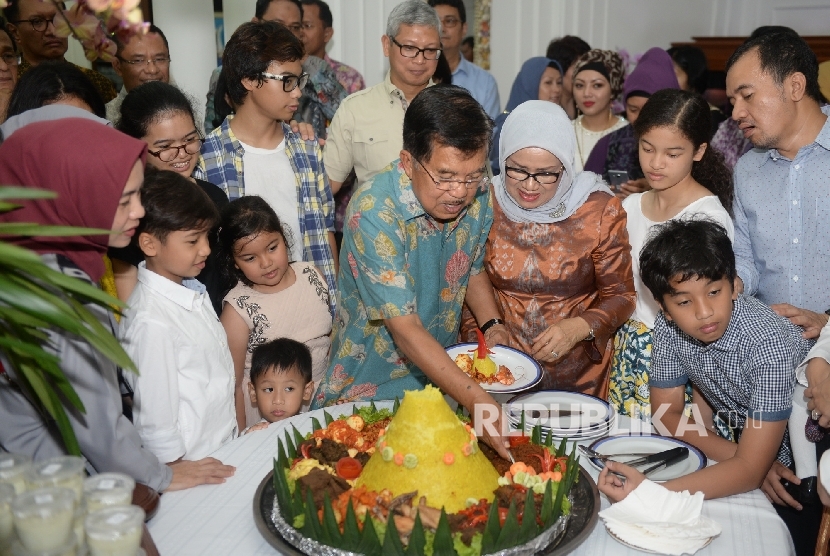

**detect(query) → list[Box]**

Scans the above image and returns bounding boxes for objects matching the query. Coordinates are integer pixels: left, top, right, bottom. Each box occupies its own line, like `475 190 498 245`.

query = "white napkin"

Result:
599 480 722 555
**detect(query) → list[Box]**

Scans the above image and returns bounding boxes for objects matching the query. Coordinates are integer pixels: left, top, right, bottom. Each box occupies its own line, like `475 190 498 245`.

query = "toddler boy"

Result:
245 338 314 433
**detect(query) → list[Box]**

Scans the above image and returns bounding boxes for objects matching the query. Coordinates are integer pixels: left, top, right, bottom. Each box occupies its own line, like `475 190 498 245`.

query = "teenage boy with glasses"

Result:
195 20 338 315
4 0 116 102
323 0 442 194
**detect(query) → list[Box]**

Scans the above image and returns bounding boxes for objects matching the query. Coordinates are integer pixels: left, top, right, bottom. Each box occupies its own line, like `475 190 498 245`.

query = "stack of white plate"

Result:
506 390 615 442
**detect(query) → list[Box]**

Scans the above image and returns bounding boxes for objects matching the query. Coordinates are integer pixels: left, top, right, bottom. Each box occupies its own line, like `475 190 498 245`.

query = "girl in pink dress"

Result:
217 196 332 429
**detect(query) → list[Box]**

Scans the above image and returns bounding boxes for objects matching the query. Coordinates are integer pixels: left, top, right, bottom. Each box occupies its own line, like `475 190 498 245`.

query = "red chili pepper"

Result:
474 328 493 359
300 441 312 460
498 506 509 526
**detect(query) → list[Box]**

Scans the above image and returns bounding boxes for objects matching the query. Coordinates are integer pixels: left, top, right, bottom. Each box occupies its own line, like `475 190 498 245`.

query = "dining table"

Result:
147 400 795 555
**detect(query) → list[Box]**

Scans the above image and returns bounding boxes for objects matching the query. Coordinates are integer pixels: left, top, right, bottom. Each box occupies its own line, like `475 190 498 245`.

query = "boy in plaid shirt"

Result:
600 219 812 506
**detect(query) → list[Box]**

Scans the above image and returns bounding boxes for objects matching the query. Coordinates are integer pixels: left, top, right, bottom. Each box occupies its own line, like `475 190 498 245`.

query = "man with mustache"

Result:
727 29 829 556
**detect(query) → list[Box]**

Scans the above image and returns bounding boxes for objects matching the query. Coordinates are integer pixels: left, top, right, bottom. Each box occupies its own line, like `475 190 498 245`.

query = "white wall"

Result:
152 0 217 124
489 0 830 104
139 0 827 113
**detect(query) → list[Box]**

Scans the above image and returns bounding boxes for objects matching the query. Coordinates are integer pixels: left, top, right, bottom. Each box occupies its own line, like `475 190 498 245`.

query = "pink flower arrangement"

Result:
45 0 148 62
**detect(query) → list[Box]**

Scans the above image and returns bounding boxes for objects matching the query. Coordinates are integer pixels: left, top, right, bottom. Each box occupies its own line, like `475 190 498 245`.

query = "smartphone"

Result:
607 170 629 190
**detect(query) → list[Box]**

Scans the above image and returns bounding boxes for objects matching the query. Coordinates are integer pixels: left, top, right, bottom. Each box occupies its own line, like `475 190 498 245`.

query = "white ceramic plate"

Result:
605 524 713 553
506 390 612 432
445 343 543 394
587 435 706 482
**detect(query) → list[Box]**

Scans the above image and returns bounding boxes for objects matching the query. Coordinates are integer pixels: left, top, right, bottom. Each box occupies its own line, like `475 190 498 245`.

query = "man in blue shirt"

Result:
728 31 829 335
726 30 830 554
428 0 500 120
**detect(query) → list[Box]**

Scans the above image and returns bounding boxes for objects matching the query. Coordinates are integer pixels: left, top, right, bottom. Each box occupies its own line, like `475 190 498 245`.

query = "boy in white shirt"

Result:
119 170 237 463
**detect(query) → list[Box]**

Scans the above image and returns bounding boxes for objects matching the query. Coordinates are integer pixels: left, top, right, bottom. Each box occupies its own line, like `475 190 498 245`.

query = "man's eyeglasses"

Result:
389 37 441 60
440 16 461 29
147 136 204 162
0 52 19 66
416 158 490 192
118 57 171 68
13 17 54 33
260 71 309 92
504 166 563 185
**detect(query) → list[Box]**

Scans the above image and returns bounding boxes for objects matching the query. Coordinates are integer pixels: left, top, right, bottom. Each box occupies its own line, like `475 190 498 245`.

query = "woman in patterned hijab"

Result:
571 49 628 170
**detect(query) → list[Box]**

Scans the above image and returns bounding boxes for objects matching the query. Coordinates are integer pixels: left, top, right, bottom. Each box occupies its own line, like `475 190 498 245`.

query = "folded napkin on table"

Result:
599 480 722 555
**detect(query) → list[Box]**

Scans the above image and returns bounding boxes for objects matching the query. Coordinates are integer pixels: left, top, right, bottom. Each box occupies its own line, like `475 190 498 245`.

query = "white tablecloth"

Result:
148 405 795 555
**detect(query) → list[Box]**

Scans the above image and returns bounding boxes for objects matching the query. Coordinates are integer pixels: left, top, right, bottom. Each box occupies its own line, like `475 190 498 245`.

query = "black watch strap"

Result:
479 318 505 333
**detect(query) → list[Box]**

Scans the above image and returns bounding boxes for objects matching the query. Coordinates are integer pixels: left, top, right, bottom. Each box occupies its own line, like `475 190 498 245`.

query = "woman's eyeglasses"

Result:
260 71 309 92
504 166 563 185
148 136 204 162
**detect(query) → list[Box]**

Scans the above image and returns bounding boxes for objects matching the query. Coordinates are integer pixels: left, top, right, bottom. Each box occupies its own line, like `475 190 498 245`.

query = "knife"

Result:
621 446 689 468
526 409 583 418
642 447 689 476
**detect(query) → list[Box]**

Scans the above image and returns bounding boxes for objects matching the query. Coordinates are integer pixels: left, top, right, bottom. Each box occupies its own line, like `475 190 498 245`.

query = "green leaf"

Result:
291 477 305 518
16 362 81 455
303 488 322 541
0 186 56 201
312 417 322 432
285 430 297 460
381 512 406 556
519 407 526 432
292 425 305 447
370 400 377 413
277 438 289 469
518 483 539 542
544 427 554 448
341 499 362 551
272 458 293 523
556 437 568 457
432 509 458 556
531 423 541 445
405 512 426 556
494 500 519 551
323 411 334 426
321 492 342 546
0 223 114 237
353 404 360 415
540 478 554 527
393 396 400 413
480 496 501 554
357 514 382 556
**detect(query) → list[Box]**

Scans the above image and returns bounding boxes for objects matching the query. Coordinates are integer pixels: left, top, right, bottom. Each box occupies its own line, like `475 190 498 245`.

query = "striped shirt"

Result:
194 117 337 314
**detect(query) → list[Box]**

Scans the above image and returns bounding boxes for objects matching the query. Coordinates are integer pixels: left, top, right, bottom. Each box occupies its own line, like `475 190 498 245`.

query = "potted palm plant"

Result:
0 186 137 454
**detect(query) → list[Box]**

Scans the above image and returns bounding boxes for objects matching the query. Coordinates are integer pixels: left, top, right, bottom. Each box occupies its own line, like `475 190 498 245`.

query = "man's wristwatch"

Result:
480 318 505 333
584 328 595 342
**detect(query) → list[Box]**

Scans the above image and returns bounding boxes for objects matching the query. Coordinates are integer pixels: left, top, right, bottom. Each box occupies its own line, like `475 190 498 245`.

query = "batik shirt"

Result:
324 54 365 95
312 161 493 407
194 116 337 315
650 294 813 466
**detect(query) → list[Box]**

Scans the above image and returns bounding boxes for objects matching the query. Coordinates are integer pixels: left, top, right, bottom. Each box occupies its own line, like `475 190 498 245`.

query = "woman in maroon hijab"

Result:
0 118 234 492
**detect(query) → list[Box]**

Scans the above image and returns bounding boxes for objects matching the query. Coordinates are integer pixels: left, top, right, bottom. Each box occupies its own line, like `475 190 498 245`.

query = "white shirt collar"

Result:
137 262 207 312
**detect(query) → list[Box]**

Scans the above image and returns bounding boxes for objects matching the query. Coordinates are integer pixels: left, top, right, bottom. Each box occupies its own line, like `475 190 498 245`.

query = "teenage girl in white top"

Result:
609 89 735 419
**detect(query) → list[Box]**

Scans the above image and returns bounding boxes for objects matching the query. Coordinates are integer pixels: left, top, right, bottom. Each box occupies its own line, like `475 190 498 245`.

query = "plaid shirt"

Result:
651 294 813 466
194 116 337 315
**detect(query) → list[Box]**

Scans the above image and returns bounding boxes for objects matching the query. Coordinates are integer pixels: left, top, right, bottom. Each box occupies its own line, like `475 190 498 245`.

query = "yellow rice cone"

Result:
357 385 499 513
